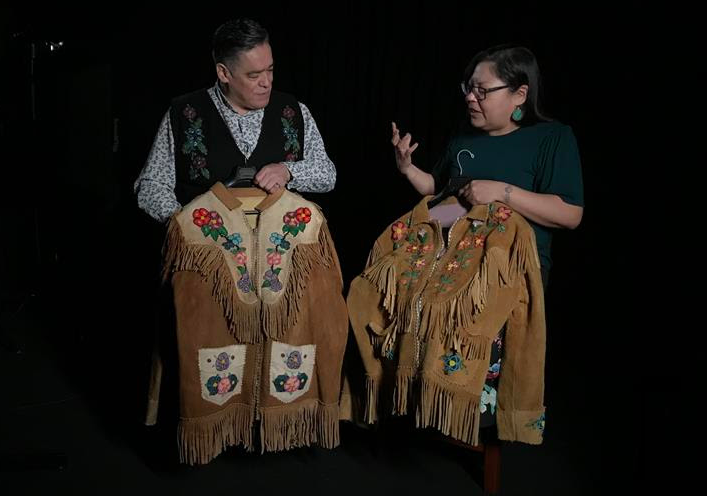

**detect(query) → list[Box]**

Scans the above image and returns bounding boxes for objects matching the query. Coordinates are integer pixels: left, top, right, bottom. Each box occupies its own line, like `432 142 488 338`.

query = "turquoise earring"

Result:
512 106 523 122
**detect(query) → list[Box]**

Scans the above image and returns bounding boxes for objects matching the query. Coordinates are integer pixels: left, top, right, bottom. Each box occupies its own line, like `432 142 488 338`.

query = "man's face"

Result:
218 42 273 112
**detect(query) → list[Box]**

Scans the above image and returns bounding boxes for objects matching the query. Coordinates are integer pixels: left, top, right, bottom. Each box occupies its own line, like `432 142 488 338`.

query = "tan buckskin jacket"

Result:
347 197 546 446
150 183 348 464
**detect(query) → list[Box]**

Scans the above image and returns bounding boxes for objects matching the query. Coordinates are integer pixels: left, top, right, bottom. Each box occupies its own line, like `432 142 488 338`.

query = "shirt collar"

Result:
213 82 264 118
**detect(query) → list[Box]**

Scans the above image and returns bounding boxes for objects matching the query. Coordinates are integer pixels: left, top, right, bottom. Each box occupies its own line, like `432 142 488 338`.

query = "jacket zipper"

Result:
413 217 462 368
243 209 265 421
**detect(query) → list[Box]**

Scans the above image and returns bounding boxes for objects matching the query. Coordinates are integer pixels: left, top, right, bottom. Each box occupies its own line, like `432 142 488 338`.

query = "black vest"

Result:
170 89 304 205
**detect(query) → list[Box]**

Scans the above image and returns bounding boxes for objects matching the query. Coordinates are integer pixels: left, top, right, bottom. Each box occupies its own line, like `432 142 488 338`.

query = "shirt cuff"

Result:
282 160 300 189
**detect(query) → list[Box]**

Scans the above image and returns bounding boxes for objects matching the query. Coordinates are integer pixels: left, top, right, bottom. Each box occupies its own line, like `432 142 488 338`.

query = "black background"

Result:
1 2 662 494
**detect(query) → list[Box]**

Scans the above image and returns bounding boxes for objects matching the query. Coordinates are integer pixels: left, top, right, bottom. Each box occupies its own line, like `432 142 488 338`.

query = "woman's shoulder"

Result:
523 121 578 148
526 120 573 136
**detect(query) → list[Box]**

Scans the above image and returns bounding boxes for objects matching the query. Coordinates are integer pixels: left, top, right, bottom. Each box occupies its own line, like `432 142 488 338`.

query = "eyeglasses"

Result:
460 82 509 101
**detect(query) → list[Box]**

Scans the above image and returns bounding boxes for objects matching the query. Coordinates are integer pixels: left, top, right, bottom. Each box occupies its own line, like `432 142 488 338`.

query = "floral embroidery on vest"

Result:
440 351 465 374
399 228 434 290
192 208 255 293
263 207 312 292
281 105 301 161
181 104 210 181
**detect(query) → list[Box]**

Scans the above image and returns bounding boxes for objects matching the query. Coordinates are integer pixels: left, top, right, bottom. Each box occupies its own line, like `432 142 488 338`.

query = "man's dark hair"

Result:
212 18 269 67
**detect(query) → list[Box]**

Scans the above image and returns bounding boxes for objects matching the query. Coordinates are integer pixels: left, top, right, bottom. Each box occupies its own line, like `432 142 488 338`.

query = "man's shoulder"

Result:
171 88 212 108
266 91 306 124
268 90 300 107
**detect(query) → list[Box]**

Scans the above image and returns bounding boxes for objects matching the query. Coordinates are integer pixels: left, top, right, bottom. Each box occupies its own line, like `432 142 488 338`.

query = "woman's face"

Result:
465 61 527 136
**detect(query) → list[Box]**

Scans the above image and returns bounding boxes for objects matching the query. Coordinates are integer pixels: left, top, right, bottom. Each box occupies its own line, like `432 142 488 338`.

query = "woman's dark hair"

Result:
464 44 550 124
212 18 269 67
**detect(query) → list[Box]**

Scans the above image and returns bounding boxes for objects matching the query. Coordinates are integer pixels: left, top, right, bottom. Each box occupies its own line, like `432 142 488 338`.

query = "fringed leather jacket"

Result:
347 197 546 446
149 183 348 464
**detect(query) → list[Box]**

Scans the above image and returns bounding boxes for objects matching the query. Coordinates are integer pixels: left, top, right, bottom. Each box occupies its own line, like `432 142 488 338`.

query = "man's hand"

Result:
254 163 291 193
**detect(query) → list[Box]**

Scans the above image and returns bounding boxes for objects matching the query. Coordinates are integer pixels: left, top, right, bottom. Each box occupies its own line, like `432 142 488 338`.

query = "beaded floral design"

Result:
181 104 210 180
281 105 301 162
192 208 254 293
263 207 312 292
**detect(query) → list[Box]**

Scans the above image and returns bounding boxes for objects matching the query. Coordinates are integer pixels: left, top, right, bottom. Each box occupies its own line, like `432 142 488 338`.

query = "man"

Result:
134 18 336 223
137 20 346 459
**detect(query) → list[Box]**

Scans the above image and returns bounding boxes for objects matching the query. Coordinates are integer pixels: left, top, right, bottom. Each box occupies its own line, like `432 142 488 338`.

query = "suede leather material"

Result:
156 185 347 464
347 197 546 446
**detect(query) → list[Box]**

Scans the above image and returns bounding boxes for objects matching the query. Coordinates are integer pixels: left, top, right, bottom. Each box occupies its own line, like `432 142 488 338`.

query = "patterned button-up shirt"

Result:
134 83 336 223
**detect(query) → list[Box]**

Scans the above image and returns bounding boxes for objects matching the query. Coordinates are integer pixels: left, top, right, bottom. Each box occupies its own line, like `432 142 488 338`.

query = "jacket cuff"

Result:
496 408 545 445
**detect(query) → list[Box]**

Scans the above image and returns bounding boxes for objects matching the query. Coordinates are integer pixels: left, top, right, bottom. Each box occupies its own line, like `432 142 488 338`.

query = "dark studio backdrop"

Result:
1 2 658 493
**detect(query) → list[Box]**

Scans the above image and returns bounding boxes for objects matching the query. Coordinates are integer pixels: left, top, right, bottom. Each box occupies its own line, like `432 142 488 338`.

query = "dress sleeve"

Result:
533 124 584 207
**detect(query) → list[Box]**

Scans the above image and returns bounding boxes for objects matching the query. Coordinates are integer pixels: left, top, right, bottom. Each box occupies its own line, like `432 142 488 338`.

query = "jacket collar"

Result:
414 196 489 224
210 181 286 212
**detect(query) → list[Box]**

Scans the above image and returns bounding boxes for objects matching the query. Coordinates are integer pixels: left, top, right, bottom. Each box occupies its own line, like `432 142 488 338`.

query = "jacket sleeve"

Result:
346 275 395 423
495 229 547 444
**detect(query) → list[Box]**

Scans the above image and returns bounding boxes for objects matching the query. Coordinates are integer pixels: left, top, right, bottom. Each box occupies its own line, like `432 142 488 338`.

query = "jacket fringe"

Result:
259 401 340 452
163 219 263 343
392 368 415 415
178 403 255 465
365 240 383 269
364 375 379 424
416 375 481 446
362 253 398 313
163 219 337 343
265 222 338 340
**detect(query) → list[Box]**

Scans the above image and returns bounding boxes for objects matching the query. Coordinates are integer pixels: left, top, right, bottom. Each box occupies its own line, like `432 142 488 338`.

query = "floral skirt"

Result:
479 266 547 428
479 326 505 428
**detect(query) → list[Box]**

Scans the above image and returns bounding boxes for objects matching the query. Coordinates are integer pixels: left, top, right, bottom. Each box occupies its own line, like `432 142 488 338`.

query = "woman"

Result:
391 44 584 428
392 44 583 284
